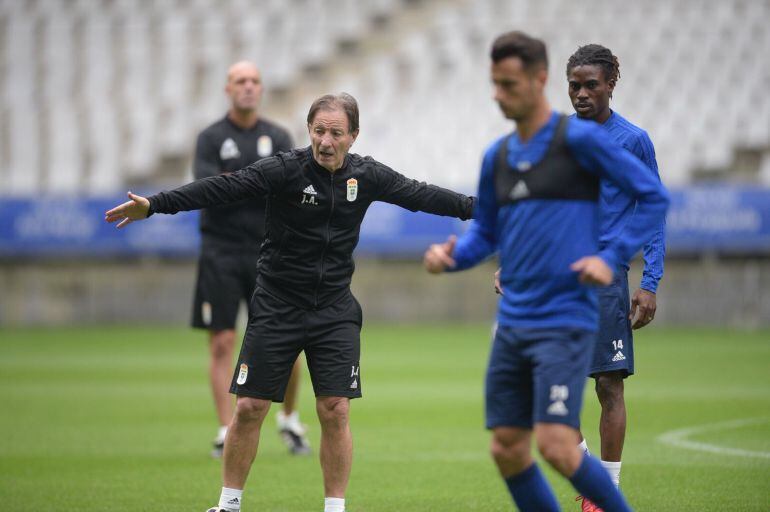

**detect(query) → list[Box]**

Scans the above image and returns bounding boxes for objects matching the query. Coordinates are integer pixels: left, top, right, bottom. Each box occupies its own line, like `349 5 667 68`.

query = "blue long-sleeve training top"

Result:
582 111 666 293
451 111 669 331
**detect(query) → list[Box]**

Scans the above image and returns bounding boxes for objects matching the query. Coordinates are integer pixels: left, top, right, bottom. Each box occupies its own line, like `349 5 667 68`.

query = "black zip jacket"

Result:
149 146 475 309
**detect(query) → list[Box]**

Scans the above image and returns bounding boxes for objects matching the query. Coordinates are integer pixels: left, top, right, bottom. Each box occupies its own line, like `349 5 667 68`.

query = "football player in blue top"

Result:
424 31 669 512
566 44 666 512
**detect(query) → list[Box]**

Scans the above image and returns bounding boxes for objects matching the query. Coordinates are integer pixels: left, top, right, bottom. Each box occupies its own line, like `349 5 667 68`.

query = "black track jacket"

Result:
149 146 475 310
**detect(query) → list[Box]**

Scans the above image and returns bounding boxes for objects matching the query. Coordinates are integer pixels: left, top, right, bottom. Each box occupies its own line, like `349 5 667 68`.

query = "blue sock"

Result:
569 454 632 512
504 463 560 512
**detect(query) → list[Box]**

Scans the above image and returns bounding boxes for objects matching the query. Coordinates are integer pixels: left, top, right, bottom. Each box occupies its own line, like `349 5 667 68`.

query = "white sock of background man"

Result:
218 487 242 511
579 439 621 488
216 425 228 444
324 496 345 512
601 460 622 488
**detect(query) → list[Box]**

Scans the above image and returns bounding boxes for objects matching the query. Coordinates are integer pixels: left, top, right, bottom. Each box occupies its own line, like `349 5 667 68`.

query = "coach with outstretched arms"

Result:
105 93 474 512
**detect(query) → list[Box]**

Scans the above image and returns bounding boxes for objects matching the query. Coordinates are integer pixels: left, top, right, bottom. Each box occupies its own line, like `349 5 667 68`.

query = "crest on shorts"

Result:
346 178 358 202
201 301 212 326
236 363 249 385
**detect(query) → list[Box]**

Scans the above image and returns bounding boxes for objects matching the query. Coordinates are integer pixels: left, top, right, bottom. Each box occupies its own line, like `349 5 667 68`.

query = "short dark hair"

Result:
566 44 620 84
307 93 359 133
490 31 548 71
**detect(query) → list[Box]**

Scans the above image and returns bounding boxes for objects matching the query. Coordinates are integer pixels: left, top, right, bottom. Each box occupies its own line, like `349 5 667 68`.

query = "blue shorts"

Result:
590 268 634 377
485 327 595 430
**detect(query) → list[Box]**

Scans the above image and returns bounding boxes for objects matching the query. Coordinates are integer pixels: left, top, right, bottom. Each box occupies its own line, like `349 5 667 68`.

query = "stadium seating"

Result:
329 0 770 188
0 0 768 193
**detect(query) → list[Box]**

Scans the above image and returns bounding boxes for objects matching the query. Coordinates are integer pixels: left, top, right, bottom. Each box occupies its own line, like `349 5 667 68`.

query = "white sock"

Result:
279 410 304 433
578 439 590 456
218 487 243 511
277 409 299 426
324 496 345 512
216 425 228 443
601 460 622 488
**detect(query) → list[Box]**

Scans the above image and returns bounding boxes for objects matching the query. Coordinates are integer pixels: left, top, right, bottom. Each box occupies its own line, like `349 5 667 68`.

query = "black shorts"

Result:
230 286 364 402
191 248 259 331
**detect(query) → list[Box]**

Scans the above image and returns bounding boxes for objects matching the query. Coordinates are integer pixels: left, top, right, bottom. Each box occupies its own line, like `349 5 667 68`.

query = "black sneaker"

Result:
211 439 225 458
277 411 311 455
279 425 311 455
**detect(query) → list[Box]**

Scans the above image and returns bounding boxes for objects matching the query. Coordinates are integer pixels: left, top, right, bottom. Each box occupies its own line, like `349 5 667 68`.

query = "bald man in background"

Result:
191 61 309 457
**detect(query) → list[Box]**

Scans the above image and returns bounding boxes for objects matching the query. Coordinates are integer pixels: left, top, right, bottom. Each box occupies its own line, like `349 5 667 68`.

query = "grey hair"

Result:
306 93 359 133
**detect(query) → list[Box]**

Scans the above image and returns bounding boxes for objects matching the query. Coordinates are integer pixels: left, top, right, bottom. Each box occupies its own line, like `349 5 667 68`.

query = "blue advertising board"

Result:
665 186 770 253
0 196 469 258
0 197 200 257
1 185 769 258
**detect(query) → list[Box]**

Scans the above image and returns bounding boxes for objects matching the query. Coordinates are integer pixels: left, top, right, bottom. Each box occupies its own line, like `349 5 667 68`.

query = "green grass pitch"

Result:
1 324 768 511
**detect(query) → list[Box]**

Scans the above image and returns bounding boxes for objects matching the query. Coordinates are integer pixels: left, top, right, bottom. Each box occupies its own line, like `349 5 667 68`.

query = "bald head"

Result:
227 60 260 82
225 60 263 113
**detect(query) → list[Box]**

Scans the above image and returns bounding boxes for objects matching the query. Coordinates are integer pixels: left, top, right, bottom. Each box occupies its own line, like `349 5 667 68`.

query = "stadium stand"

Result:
329 0 770 188
0 0 768 194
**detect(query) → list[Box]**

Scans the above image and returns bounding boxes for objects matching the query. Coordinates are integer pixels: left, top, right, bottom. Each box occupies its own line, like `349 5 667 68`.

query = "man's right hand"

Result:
423 235 457 274
569 255 614 286
105 192 151 229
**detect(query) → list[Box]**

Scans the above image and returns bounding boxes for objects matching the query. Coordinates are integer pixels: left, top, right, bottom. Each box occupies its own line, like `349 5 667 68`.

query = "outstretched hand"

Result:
423 235 457 274
629 288 657 330
104 192 150 229
570 256 613 286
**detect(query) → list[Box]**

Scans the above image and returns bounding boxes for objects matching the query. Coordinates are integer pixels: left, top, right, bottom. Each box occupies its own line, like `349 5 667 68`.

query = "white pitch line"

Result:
657 418 770 459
